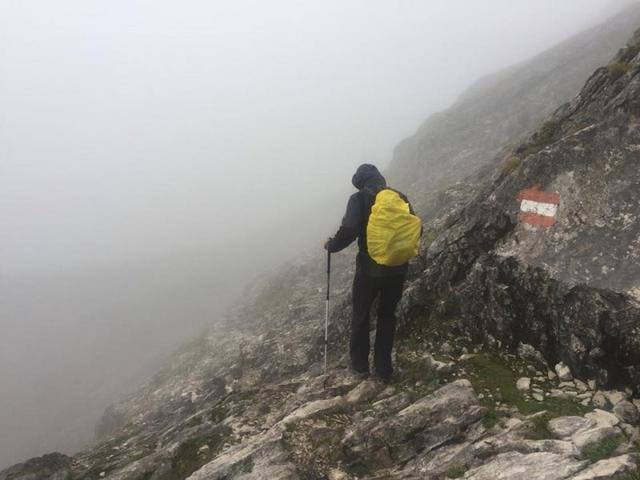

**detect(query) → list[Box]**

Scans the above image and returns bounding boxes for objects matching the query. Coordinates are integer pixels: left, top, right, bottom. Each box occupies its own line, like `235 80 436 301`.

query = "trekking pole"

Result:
324 250 331 375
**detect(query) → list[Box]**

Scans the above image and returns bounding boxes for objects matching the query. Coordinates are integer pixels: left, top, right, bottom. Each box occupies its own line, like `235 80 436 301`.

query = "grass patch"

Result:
524 412 554 440
608 62 631 81
240 458 254 473
580 435 625 464
482 408 499 429
461 354 588 426
446 464 468 478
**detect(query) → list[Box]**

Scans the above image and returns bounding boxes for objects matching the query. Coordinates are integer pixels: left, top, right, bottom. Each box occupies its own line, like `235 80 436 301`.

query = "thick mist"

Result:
0 0 632 470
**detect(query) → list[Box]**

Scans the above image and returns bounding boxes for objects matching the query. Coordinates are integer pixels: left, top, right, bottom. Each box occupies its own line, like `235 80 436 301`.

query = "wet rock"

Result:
516 377 531 392
423 353 455 373
571 426 619 451
342 380 485 468
280 396 345 426
574 379 589 393
344 380 379 405
0 453 72 480
592 392 609 409
548 416 593 439
570 453 638 480
463 451 586 480
555 363 573 382
613 400 639 424
518 343 548 370
584 409 620 428
604 390 627 406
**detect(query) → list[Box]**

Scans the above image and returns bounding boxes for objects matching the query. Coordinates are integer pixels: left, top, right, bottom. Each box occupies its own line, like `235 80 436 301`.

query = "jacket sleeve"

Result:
327 193 362 253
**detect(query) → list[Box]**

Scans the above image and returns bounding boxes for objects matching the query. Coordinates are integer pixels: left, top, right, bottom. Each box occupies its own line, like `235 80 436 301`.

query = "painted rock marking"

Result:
517 186 560 227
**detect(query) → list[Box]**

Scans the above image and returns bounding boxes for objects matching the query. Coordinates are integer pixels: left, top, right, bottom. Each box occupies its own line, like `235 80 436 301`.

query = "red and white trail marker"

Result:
517 186 560 227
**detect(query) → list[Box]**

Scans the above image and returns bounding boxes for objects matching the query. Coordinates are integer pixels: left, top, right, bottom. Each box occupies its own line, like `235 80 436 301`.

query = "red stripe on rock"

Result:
517 186 560 205
519 211 557 227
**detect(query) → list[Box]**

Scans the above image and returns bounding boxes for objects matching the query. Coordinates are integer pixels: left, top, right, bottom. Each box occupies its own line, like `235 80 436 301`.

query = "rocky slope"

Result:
5 8 640 480
388 3 640 219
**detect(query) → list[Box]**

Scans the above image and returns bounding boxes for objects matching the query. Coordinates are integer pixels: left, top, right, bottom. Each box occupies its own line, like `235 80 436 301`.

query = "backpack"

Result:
366 189 422 266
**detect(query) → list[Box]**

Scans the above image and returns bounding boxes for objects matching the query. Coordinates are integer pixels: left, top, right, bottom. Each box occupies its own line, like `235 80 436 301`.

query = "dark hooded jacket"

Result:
327 164 414 277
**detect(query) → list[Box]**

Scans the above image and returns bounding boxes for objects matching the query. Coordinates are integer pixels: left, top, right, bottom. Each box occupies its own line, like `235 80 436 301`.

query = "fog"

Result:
0 0 632 470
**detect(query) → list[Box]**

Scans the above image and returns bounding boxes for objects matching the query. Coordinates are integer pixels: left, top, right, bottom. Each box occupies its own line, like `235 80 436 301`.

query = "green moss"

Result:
155 426 232 480
344 461 372 478
240 458 254 473
580 435 625 464
501 156 522 175
520 120 561 157
616 470 640 480
446 464 468 478
608 62 631 81
461 354 588 422
210 403 229 423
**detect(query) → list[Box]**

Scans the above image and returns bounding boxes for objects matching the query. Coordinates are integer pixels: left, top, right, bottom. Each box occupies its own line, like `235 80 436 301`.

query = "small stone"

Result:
548 370 557 381
550 389 570 400
533 392 544 402
517 343 548 369
555 362 573 382
574 379 589 392
558 381 576 390
588 379 597 390
614 400 639 424
328 468 351 480
592 392 609 409
440 342 453 354
585 409 620 428
604 390 627 406
517 377 531 392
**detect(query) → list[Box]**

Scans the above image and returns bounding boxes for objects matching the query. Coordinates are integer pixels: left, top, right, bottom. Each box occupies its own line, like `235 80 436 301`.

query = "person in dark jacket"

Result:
325 164 414 382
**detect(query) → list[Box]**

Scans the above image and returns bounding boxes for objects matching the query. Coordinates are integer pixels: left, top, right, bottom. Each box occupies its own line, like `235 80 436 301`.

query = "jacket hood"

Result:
352 164 386 191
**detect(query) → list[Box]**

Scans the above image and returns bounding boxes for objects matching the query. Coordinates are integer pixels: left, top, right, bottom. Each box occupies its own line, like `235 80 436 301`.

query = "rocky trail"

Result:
8 333 640 479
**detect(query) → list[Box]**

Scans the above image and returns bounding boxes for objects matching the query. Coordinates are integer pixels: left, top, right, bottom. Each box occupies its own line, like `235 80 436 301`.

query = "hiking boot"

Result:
374 371 393 385
348 366 370 381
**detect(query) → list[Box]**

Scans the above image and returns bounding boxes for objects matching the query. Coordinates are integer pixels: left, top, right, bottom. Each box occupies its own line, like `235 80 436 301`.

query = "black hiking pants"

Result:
350 270 405 378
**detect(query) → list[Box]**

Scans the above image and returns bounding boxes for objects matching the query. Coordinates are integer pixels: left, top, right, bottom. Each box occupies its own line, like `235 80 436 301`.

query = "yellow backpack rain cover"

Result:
366 189 422 266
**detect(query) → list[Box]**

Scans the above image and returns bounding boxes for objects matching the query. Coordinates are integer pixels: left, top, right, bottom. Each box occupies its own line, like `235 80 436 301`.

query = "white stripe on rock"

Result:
520 199 558 217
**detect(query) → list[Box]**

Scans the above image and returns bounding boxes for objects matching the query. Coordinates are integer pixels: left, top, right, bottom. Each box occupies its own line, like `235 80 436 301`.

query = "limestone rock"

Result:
555 363 573 382
463 452 586 480
516 377 531 392
547 416 593 439
613 400 639 424
570 453 638 480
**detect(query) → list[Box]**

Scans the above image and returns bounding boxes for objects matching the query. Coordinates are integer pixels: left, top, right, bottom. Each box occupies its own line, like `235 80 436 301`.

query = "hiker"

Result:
324 164 421 382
